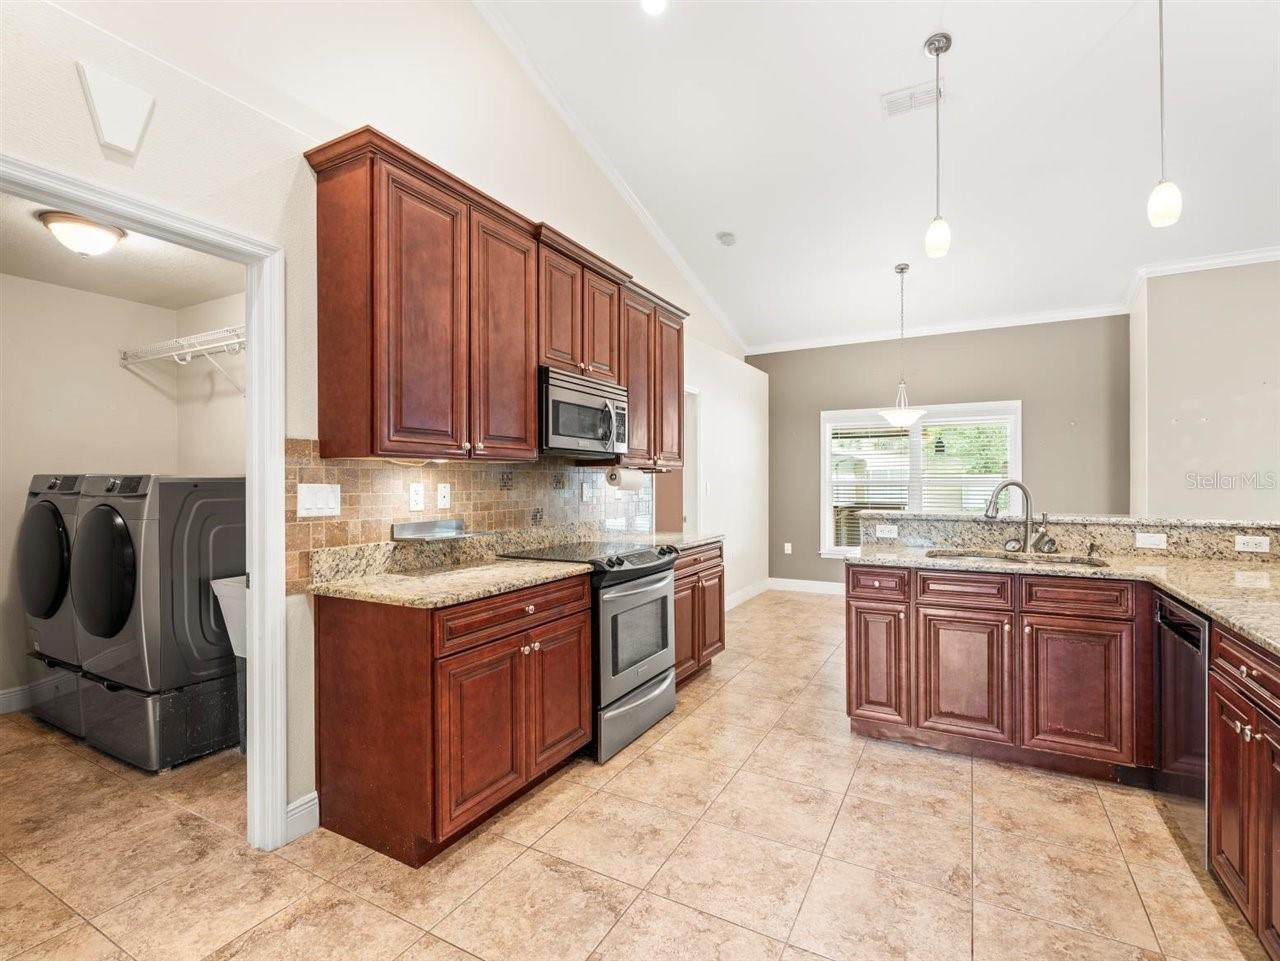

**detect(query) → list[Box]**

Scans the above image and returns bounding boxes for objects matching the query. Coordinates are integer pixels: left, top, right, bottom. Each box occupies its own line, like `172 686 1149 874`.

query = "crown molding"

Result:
1124 244 1280 311
472 0 748 356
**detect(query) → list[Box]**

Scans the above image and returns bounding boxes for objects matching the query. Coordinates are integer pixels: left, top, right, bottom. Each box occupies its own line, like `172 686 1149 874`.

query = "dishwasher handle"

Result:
1155 594 1209 651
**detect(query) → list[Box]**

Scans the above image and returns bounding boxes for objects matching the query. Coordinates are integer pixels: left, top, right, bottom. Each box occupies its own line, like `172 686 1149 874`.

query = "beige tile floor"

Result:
0 590 1266 961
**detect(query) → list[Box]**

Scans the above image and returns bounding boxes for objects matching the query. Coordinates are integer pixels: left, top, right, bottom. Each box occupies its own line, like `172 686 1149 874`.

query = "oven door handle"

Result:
600 572 674 601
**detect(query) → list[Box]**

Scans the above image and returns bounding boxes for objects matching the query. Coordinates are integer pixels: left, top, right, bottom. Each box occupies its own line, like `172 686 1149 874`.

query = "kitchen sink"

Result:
924 548 1108 568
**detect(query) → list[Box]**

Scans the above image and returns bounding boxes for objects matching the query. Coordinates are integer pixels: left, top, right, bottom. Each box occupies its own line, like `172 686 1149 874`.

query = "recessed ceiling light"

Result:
715 231 737 247
38 211 125 257
640 0 668 16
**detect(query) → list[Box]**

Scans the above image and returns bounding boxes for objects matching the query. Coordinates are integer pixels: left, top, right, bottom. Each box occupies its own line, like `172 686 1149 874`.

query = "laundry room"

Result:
0 189 252 798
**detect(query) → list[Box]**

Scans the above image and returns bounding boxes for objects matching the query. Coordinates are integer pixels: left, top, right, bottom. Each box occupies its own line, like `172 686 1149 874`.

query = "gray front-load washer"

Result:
18 474 85 736
71 475 245 769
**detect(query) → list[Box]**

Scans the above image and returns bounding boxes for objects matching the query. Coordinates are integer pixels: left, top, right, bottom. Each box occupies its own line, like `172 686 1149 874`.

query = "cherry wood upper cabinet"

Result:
916 606 1016 744
654 308 685 468
470 210 537 460
583 271 621 384
847 599 911 726
620 289 657 468
1210 672 1258 921
537 246 583 373
528 612 592 775
1020 613 1134 763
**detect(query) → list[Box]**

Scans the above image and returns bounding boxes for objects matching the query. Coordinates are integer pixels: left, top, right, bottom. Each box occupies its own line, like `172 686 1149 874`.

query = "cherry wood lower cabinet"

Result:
315 575 592 867
1256 712 1280 959
847 600 911 726
915 606 1015 744
673 544 726 684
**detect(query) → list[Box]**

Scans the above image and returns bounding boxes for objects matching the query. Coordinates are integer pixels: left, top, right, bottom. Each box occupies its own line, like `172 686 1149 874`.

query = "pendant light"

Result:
924 32 953 258
879 264 926 428
1147 0 1181 227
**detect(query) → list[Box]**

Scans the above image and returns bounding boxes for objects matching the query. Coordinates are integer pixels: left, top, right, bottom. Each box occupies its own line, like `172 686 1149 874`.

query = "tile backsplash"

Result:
285 439 653 594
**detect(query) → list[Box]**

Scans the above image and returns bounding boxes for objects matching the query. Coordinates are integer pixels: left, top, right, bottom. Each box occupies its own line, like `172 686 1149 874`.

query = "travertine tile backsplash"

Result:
285 439 653 594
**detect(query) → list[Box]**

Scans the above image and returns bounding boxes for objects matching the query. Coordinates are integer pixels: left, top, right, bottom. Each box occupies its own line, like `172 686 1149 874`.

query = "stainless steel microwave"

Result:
540 367 628 459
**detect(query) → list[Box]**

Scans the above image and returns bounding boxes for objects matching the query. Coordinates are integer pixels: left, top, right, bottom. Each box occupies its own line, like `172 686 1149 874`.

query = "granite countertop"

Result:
310 558 594 609
644 531 724 551
845 546 1280 657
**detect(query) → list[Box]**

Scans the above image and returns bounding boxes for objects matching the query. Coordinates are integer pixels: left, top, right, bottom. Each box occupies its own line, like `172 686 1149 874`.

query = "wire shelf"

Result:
119 325 246 366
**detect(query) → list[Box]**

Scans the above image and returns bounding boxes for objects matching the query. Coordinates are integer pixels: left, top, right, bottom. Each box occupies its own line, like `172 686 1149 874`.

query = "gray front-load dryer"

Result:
19 474 85 735
71 475 245 769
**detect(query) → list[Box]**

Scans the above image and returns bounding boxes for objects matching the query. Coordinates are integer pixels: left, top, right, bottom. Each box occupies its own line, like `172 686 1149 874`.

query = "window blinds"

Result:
828 426 910 547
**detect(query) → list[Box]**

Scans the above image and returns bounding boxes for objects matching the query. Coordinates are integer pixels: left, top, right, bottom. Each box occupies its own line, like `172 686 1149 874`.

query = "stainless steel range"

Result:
500 541 679 762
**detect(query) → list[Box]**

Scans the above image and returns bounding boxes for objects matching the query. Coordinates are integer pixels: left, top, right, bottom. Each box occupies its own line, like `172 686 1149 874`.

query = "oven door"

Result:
597 570 675 707
544 381 623 457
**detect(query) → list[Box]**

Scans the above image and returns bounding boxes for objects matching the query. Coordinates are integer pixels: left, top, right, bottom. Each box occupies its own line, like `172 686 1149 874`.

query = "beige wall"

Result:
0 274 180 688
747 315 1130 583
1129 282 1150 516
176 293 246 477
1138 262 1280 520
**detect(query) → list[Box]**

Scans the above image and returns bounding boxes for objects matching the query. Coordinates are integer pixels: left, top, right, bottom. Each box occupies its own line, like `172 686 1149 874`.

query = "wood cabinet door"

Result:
528 612 592 775
1019 613 1134 763
374 160 469 456
619 290 655 467
847 599 910 726
470 210 538 461
654 309 684 467
916 607 1016 744
1209 672 1258 921
673 573 699 682
538 246 583 373
583 271 621 383
697 566 725 665
435 634 527 838
1257 712 1280 957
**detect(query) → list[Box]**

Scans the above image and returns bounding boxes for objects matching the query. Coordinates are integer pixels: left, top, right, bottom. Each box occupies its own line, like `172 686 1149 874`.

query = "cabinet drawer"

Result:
915 571 1013 610
433 576 591 658
1212 626 1280 718
675 542 722 574
1021 576 1135 619
846 566 910 601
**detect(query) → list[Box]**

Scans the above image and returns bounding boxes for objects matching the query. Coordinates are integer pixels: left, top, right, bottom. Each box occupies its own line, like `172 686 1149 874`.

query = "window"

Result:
820 401 1022 556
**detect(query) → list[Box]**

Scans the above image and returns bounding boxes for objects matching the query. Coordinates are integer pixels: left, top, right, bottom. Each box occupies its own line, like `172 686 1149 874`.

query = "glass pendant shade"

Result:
39 212 124 256
879 380 926 428
925 216 951 258
1147 179 1182 228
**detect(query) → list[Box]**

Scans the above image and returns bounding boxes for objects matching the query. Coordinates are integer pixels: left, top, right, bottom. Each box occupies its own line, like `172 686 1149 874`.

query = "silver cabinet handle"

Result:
1024 625 1032 635
1245 724 1255 742
1239 664 1250 680
476 441 485 451
525 605 536 614
1003 623 1011 634
461 441 471 451
533 642 541 652
521 645 531 655
872 580 880 588
1232 719 1242 734
898 611 905 621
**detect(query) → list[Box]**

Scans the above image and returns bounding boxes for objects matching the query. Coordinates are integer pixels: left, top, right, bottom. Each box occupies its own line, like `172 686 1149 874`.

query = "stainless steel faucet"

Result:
983 480 1034 553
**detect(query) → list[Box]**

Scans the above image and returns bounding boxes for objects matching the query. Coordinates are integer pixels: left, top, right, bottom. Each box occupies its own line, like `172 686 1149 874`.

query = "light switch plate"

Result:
581 482 592 503
297 483 341 518
1236 535 1271 554
1135 531 1168 550
784 542 792 555
436 483 451 509
875 524 899 539
408 483 425 512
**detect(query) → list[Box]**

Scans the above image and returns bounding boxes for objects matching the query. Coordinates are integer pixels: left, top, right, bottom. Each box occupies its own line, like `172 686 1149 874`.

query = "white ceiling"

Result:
480 0 1280 351
0 193 244 309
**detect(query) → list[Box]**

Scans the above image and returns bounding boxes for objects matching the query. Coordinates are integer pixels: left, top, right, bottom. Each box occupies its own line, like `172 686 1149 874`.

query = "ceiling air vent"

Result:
881 80 943 119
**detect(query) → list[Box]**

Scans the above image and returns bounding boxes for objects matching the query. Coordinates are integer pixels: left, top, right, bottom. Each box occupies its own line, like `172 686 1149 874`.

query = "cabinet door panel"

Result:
584 271 621 383
916 607 1015 744
470 210 537 460
1020 614 1134 763
654 309 684 467
697 566 725 665
375 161 469 455
529 612 592 774
538 246 583 372
1257 713 1280 957
620 291 655 467
435 635 526 838
1209 672 1257 921
674 573 698 682
847 600 910 726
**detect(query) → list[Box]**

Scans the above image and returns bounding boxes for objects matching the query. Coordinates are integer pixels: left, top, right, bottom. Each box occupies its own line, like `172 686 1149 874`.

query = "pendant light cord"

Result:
898 267 906 381
934 49 942 218
1157 0 1166 181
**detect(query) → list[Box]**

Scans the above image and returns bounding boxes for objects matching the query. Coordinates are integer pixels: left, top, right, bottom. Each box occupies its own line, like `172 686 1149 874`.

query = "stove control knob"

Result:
105 478 118 493
46 477 59 490
604 558 617 568
614 556 626 566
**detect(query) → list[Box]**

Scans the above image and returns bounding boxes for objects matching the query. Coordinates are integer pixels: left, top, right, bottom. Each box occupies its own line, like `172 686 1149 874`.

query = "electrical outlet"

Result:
581 482 592 503
1236 535 1272 554
1236 570 1272 589
875 524 899 539
1135 531 1168 550
408 483 425 512
297 483 341 518
436 483 450 509
784 542 792 555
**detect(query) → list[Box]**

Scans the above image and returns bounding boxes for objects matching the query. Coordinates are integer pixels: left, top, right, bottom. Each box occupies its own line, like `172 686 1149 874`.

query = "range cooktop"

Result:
499 541 677 574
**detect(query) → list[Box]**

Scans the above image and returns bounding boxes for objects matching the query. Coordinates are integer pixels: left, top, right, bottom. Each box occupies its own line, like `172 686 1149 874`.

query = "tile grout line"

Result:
1094 782 1167 956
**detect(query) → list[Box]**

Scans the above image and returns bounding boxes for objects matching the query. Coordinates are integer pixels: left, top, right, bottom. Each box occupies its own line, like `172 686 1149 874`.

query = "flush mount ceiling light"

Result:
715 231 737 247
923 32 952 258
1147 0 1182 227
640 0 668 15
879 263 927 428
38 211 125 257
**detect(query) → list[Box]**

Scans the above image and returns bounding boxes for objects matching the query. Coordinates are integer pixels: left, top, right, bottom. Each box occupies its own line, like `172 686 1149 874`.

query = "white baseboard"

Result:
767 577 844 595
285 791 319 843
0 683 35 714
725 580 768 611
